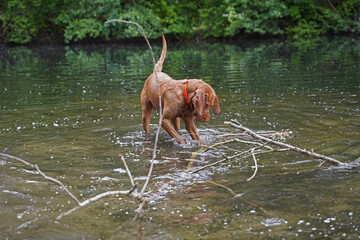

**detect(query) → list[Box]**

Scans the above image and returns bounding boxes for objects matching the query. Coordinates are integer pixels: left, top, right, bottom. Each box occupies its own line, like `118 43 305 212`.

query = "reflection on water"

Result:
0 37 359 239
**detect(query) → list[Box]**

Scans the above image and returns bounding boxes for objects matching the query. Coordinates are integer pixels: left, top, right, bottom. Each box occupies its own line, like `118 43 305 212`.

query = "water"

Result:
0 37 359 239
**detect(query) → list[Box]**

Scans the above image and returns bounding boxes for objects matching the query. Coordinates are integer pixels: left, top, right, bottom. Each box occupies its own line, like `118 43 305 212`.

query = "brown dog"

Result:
141 35 220 144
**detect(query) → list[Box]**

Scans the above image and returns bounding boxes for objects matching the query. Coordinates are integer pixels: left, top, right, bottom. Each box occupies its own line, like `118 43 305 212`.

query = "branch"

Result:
0 152 35 168
57 190 142 220
105 19 162 195
0 153 81 206
119 154 135 187
209 181 272 217
247 148 258 181
190 146 271 174
225 119 347 166
1 152 149 220
35 164 81 205
217 131 291 138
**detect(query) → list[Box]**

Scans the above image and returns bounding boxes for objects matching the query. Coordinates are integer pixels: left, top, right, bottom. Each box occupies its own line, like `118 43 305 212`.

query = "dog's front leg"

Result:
183 114 201 141
161 117 186 144
161 108 185 143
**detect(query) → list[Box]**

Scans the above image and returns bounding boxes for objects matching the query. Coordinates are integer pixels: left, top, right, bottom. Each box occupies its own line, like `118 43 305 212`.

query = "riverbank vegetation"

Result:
1 0 359 43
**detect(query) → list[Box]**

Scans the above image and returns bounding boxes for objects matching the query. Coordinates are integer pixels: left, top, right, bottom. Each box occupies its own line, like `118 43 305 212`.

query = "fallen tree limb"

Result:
224 119 347 166
0 152 148 220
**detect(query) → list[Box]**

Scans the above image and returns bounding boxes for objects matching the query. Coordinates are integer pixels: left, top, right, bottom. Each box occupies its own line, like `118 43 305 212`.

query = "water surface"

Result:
0 37 359 239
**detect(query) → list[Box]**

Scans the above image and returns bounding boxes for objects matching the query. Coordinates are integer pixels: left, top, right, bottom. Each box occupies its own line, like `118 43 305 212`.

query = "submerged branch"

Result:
209 181 272 217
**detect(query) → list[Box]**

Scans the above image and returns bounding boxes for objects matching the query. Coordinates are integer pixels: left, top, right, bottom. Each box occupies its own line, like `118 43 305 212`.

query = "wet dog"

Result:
140 35 220 143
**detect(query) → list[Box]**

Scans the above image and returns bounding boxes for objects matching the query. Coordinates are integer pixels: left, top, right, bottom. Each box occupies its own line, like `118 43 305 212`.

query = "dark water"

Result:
0 37 359 239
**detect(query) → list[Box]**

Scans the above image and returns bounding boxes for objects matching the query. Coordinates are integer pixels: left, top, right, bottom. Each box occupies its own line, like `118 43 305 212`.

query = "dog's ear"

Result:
212 95 220 115
192 89 205 116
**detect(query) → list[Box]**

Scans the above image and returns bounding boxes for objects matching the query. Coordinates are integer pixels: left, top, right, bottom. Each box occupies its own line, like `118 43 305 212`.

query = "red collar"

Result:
183 80 191 106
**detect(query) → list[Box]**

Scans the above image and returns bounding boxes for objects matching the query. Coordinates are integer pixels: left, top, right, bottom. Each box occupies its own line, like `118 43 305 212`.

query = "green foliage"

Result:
152 0 201 38
54 0 162 42
283 0 351 38
223 0 288 36
53 0 119 42
197 0 229 38
0 0 61 43
0 0 359 43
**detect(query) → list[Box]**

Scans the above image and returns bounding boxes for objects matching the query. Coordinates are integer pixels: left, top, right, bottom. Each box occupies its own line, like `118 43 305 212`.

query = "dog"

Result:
140 35 220 144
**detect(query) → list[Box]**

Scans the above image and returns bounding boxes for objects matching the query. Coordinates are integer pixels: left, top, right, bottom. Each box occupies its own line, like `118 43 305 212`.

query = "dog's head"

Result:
192 86 220 122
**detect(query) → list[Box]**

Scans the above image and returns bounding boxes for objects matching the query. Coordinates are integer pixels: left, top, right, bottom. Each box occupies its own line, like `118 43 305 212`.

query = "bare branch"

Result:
225 120 347 166
119 154 135 187
105 19 162 195
35 164 81 205
0 153 81 206
218 131 291 138
132 200 147 222
247 148 258 181
0 152 35 168
57 190 139 220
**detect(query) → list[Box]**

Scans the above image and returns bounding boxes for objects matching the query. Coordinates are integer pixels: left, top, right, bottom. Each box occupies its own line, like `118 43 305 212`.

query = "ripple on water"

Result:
261 218 288 227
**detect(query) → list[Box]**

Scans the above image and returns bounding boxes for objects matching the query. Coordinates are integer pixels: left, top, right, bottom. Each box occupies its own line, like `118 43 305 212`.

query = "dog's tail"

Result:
154 34 166 72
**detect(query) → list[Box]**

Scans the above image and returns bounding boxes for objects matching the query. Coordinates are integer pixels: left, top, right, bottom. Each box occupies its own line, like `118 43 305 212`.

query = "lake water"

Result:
0 37 359 239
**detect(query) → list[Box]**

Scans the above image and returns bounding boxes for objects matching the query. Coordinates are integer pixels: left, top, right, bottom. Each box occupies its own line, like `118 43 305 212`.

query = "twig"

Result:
218 131 291 138
119 154 135 187
190 139 274 174
247 148 258 181
190 146 263 174
191 138 272 159
132 200 147 222
35 164 81 205
209 181 272 217
210 181 237 196
225 120 347 166
0 152 35 168
221 148 289 167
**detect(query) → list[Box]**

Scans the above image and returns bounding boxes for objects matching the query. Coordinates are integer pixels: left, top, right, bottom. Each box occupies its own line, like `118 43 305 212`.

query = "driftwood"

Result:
224 119 347 166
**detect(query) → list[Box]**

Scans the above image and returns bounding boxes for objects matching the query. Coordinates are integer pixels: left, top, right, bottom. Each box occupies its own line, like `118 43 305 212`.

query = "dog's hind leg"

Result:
141 101 153 134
